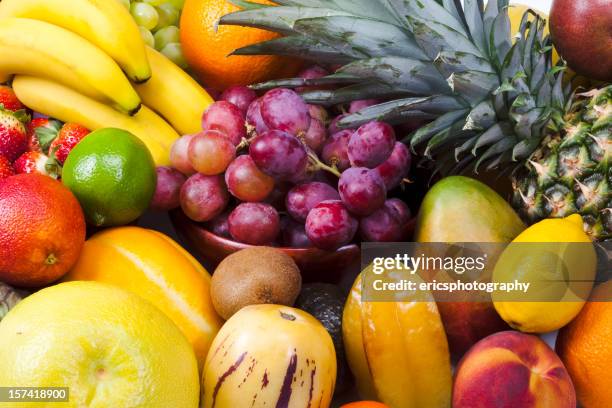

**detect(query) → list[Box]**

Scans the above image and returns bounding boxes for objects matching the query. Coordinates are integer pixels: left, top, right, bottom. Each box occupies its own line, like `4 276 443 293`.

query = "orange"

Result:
556 281 612 408
63 226 223 371
0 174 86 287
341 402 390 408
180 0 302 91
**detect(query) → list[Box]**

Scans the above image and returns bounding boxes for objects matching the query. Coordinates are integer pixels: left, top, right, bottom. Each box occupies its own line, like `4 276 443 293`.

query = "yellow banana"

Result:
0 18 141 115
0 0 151 83
13 76 178 165
134 47 214 136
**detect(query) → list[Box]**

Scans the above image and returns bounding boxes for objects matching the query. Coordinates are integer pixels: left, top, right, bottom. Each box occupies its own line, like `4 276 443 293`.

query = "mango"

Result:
415 176 526 356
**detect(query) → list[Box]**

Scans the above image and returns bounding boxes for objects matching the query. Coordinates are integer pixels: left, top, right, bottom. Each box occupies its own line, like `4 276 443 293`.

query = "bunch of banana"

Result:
0 0 213 165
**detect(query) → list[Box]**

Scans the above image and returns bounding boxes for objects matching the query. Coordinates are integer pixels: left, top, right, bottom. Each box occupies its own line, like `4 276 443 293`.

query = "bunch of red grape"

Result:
153 73 413 250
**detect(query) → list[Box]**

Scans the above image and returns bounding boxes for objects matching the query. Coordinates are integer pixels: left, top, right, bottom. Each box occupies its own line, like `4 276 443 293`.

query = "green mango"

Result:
416 176 526 243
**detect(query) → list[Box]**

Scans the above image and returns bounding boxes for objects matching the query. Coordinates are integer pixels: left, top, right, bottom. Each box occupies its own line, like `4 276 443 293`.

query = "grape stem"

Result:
308 151 341 177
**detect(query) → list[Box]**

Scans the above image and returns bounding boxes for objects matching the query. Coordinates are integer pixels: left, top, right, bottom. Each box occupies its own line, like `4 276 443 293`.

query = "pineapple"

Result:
220 0 611 240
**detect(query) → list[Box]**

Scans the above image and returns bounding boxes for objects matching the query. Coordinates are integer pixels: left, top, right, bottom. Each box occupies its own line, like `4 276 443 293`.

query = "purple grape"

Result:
338 167 386 216
374 142 412 190
225 155 274 202
321 130 352 171
220 86 257 114
188 130 236 175
249 130 308 180
303 119 327 153
261 88 311 135
286 181 340 222
349 99 380 114
348 121 396 168
201 101 246 145
308 104 329 124
246 98 269 135
180 174 229 222
264 182 293 211
360 199 411 242
297 65 330 92
170 134 196 176
282 218 313 248
228 202 280 245
150 166 186 211
305 200 358 250
328 114 353 135
205 211 231 239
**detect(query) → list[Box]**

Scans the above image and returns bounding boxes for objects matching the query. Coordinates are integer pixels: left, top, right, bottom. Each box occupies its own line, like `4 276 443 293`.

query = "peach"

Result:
453 331 575 408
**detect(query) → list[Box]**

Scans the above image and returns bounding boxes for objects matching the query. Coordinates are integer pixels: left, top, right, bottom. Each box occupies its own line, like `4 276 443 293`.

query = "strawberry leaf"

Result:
44 155 61 179
35 120 62 152
11 109 30 124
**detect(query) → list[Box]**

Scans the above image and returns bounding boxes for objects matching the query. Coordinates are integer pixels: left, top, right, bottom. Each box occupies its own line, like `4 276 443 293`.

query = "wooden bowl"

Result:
170 210 361 283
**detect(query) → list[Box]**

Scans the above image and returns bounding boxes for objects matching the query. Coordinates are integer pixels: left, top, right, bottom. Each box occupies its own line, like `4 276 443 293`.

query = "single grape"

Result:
282 218 313 248
260 88 311 135
170 134 196 175
360 199 411 242
228 202 280 245
155 3 179 30
188 130 236 175
373 142 412 190
338 167 386 216
297 65 330 92
286 182 340 222
180 174 229 222
349 99 380 114
130 2 159 30
303 119 327 153
308 104 329 124
205 211 231 239
321 130 352 171
201 101 246 146
225 155 274 202
246 98 269 135
249 130 308 180
220 86 258 115
160 42 188 69
305 200 358 250
328 114 354 135
348 121 396 168
150 166 186 211
138 26 155 48
154 26 180 51
263 182 292 211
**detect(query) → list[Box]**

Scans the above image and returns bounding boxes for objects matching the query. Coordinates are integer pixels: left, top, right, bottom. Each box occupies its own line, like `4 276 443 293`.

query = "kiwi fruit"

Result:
211 247 302 320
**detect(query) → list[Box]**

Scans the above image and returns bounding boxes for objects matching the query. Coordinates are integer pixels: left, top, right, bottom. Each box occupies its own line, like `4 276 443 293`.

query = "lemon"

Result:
493 215 597 333
62 128 157 227
0 281 199 408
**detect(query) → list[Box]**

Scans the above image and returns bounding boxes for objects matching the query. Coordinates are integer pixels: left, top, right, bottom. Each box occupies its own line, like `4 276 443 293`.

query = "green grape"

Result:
138 26 155 48
117 0 131 10
163 0 185 9
143 0 165 5
130 2 159 31
154 26 180 51
161 42 188 69
154 3 180 30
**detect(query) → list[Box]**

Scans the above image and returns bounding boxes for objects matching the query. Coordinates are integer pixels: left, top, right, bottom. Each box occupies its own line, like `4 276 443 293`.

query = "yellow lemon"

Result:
0 281 199 408
493 215 597 333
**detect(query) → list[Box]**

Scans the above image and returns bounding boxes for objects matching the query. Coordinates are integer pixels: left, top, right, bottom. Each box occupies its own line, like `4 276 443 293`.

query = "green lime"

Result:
62 128 157 227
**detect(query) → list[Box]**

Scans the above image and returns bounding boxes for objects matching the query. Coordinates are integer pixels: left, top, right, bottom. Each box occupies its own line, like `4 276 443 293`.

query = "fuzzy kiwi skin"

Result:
211 247 302 320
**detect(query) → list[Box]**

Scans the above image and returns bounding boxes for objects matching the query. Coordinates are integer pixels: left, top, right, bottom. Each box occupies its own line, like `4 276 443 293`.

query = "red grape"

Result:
246 98 269 135
297 65 330 92
228 202 280 245
225 155 274 202
282 218 313 248
286 181 340 222
373 142 412 190
188 130 236 175
349 99 380 113
205 211 231 239
249 130 308 180
180 174 229 222
260 88 311 135
328 114 355 135
303 119 327 153
338 167 386 216
321 130 352 171
360 199 411 242
308 104 329 124
170 134 196 175
305 200 358 250
264 182 293 210
220 86 257 114
348 121 396 168
150 166 186 211
201 101 246 145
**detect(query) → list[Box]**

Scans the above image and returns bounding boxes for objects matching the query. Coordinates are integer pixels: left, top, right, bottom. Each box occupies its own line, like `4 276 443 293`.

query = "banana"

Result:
13 76 178 166
134 47 214 136
0 0 151 83
0 18 141 115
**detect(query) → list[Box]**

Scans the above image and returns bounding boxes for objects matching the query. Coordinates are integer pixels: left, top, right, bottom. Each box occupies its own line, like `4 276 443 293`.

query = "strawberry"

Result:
48 123 90 165
0 108 29 162
26 117 62 153
0 155 14 179
13 151 57 179
0 86 25 112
